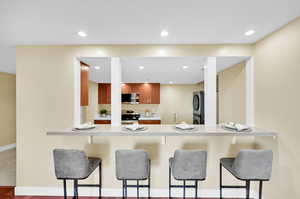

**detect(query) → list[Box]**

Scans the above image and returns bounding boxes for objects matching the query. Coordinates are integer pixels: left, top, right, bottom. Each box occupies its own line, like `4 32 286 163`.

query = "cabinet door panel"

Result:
122 83 131 93
80 68 89 106
94 120 111 124
98 83 111 104
151 83 160 104
140 83 152 104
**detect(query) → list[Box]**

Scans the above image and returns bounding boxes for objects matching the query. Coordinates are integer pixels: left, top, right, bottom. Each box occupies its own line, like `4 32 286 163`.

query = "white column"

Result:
111 57 122 126
73 58 81 126
245 57 255 126
204 57 217 126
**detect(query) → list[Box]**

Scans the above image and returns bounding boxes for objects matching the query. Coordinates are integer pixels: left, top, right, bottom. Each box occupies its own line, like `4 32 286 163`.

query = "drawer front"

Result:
138 120 161 125
94 120 111 124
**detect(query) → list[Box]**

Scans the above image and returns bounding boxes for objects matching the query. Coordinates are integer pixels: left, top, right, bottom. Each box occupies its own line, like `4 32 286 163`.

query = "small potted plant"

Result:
100 109 108 117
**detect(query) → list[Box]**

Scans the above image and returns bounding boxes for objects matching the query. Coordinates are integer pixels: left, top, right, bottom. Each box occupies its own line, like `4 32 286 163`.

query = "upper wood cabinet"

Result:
98 83 111 104
150 83 160 104
122 83 160 104
98 83 160 104
80 62 89 106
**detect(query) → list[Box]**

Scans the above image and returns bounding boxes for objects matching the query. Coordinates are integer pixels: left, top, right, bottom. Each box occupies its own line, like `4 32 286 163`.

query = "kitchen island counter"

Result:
47 125 277 137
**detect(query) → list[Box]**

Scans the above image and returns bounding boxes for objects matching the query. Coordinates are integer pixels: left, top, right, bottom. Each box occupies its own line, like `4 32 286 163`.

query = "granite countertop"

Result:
47 125 277 137
94 115 111 120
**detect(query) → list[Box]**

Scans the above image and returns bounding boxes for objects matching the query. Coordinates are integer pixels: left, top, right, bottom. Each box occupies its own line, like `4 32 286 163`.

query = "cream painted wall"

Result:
254 17 300 199
0 72 16 146
17 44 278 198
218 61 246 124
159 84 203 124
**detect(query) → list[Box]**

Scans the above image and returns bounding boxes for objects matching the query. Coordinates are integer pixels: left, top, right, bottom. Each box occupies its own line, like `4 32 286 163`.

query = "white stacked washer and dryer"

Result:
193 91 205 124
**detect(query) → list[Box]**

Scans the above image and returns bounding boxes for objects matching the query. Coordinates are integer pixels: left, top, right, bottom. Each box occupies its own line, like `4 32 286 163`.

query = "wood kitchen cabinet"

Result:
138 120 161 124
80 62 89 106
150 83 160 104
121 83 160 104
98 83 111 104
94 120 111 124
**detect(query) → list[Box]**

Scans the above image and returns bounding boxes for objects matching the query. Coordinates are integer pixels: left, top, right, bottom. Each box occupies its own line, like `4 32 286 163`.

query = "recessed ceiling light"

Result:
94 66 101 70
182 65 189 70
160 30 169 37
244 29 255 36
139 66 144 70
169 81 173 84
78 31 87 37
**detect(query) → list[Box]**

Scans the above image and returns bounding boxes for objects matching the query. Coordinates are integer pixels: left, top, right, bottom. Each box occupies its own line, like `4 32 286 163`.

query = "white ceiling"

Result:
0 0 299 74
81 56 249 84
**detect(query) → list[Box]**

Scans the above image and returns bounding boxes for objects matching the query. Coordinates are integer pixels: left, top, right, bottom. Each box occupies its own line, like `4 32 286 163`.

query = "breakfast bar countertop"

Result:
47 125 278 137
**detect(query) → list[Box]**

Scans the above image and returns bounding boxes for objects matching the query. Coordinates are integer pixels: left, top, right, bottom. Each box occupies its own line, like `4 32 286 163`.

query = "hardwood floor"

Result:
0 186 245 199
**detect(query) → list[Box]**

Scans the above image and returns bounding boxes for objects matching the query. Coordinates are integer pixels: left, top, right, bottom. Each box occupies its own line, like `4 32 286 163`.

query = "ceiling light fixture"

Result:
139 66 144 70
182 65 189 70
78 31 87 37
160 30 169 37
244 29 255 36
94 66 101 70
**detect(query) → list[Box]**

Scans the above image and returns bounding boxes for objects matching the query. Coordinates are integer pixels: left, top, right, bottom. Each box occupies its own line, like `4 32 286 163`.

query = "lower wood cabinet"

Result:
94 120 111 124
138 120 161 125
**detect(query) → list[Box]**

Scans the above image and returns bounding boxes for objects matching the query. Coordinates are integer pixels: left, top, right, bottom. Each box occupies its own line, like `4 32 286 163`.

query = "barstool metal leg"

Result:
195 180 198 198
73 180 77 199
63 179 67 199
148 165 151 199
220 163 222 199
246 180 250 199
259 181 263 199
99 162 102 198
76 180 79 199
183 180 186 199
169 166 171 198
125 180 127 198
137 180 140 198
122 180 125 199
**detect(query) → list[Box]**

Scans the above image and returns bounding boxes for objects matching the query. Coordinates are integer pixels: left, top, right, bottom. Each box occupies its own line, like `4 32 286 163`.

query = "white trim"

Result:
245 57 255 126
0 143 16 152
110 57 122 126
73 57 81 126
204 57 217 125
15 187 260 198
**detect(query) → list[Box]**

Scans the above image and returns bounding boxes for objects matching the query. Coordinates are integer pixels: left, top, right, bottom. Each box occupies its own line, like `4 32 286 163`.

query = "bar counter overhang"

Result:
47 124 277 137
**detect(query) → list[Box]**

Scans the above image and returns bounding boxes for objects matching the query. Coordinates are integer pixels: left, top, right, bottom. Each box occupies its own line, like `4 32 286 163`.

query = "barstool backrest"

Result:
172 149 207 180
233 149 273 180
116 149 149 180
53 149 89 179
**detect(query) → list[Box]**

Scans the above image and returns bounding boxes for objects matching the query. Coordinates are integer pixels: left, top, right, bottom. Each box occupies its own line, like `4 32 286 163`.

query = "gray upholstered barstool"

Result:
116 150 151 198
220 149 273 199
53 149 102 199
169 149 207 198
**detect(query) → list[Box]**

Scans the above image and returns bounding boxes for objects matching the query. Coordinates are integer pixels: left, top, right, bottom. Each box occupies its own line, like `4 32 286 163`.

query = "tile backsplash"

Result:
98 104 160 116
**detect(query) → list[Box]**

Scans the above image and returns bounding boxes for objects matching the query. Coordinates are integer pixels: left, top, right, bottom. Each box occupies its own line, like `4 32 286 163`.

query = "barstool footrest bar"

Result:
221 185 246 188
170 185 197 188
126 185 150 188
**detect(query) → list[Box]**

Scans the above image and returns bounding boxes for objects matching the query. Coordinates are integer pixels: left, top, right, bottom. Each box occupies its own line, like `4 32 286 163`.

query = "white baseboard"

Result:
15 186 259 198
0 143 16 152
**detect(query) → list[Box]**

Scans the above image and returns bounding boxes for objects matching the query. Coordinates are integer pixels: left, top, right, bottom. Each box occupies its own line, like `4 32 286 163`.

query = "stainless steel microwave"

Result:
122 93 140 104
